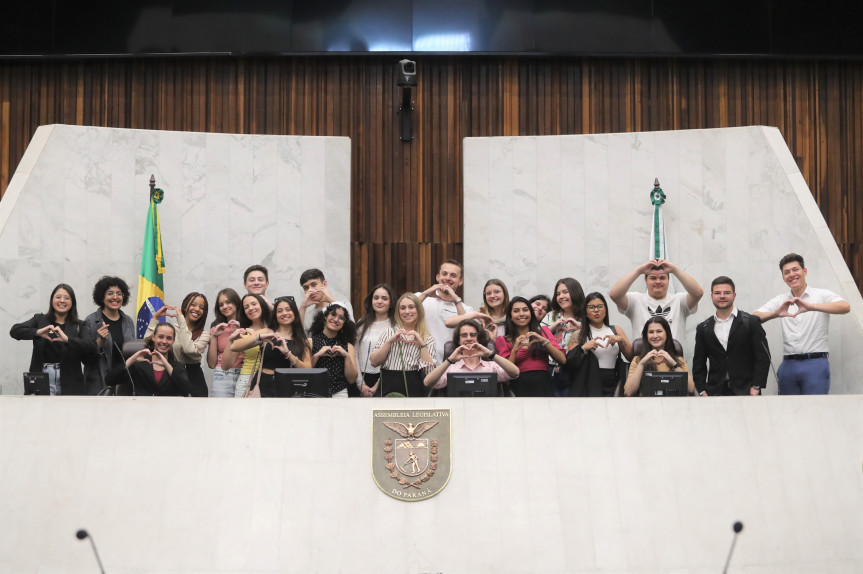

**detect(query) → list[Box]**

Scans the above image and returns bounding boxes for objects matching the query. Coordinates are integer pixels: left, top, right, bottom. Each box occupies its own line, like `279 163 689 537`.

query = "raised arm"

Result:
609 261 654 312
661 259 704 310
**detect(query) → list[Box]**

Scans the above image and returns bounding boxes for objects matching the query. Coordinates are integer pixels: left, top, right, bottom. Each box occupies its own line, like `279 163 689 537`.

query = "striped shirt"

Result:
373 327 437 374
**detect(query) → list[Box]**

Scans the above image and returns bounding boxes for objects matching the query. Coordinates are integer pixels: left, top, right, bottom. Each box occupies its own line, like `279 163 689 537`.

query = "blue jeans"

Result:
212 367 241 398
777 357 830 395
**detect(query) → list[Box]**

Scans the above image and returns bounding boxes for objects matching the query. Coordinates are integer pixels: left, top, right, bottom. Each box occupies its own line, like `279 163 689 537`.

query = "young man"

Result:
753 253 849 395
692 276 770 396
416 259 473 363
609 258 703 342
299 268 354 331
243 264 272 310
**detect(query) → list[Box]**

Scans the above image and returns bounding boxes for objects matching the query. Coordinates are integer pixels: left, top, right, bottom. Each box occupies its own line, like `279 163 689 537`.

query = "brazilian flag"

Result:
136 188 166 338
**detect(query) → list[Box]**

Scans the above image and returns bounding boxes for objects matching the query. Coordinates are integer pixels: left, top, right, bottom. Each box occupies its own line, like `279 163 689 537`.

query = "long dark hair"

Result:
268 296 308 359
451 318 489 350
47 283 79 324
638 316 679 369
503 296 546 359
180 292 208 341
309 303 357 346
551 277 586 323
211 288 242 327
578 292 611 346
239 294 271 328
355 283 396 340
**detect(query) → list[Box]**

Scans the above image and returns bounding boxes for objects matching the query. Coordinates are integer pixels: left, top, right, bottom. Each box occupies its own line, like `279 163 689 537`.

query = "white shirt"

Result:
302 300 354 332
756 286 844 355
623 291 695 341
586 323 620 369
713 307 738 350
355 319 393 379
417 295 473 364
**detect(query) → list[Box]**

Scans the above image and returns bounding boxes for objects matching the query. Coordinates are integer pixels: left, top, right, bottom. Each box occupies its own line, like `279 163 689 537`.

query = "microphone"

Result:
76 529 106 574
722 521 744 574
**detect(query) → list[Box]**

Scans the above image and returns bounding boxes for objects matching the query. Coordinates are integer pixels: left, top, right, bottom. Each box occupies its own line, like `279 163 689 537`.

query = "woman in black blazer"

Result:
10 283 95 395
108 322 207 397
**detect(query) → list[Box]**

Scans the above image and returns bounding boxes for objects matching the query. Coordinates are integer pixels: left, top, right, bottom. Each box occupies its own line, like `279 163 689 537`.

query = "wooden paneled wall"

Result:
2 57 862 311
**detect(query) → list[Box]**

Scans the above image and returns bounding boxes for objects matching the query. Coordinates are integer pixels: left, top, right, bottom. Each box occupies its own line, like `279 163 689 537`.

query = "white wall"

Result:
463 126 863 394
1 395 861 573
0 125 351 395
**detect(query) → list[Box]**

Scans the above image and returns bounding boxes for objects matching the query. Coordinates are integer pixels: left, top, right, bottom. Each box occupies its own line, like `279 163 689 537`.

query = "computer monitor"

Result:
640 371 689 397
23 372 50 395
446 371 498 397
274 368 331 398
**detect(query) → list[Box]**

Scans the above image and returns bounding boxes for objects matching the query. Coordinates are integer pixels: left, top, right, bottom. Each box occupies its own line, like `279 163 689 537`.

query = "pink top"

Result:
431 358 512 390
496 326 562 373
215 326 243 369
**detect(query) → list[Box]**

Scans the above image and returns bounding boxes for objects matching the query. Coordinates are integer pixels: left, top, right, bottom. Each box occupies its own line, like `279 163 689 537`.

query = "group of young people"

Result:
9 252 850 398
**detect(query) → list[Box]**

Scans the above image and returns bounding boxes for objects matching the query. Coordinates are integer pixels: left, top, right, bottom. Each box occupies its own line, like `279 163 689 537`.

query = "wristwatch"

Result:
454 296 462 304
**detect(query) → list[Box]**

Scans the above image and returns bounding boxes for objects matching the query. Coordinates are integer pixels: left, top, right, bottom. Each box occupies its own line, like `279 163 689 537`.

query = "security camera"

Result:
397 59 417 87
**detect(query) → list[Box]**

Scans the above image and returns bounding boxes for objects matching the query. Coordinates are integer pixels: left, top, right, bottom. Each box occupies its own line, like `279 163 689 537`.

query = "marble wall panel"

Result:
1 396 861 573
0 125 351 395
465 126 863 394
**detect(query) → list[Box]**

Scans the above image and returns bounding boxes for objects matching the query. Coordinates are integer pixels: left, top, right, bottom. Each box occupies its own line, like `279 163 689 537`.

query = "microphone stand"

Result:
722 521 744 574
76 529 106 574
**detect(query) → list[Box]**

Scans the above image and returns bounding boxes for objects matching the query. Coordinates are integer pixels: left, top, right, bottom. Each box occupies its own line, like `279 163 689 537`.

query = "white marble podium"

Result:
464 126 863 394
1 395 861 573
0 125 351 395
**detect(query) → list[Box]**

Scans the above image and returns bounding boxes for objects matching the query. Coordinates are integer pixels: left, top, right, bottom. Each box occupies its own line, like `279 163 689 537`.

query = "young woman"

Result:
529 294 552 323
443 279 508 341
252 296 312 397
354 284 397 397
224 294 271 397
565 292 633 397
108 323 206 396
207 288 244 398
496 296 566 397
146 292 210 395
81 276 136 395
10 283 94 395
307 303 359 398
542 277 586 396
370 293 437 397
424 318 519 393
624 316 694 397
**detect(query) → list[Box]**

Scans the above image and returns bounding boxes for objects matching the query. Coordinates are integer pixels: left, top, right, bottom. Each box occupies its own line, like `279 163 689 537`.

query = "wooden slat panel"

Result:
2 56 863 314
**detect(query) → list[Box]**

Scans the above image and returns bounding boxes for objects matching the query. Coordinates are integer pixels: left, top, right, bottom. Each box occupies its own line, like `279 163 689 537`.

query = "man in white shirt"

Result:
609 258 704 342
692 276 770 396
298 268 354 331
753 253 849 394
243 264 273 308
416 259 473 364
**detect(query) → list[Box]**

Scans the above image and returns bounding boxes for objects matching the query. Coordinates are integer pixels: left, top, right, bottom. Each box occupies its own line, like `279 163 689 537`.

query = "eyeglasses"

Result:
330 314 346 323
587 304 605 311
106 290 123 297
459 332 478 339
275 296 295 303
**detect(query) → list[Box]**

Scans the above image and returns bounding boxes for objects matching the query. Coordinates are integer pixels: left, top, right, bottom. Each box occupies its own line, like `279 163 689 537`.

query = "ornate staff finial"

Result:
149 174 164 203
650 178 666 206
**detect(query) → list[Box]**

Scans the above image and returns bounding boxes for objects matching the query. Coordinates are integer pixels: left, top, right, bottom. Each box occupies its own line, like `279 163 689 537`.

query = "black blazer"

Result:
107 359 207 397
9 314 97 395
692 311 770 395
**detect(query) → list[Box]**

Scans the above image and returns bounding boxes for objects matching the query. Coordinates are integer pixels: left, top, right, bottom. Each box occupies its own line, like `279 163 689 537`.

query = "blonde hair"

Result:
395 292 430 342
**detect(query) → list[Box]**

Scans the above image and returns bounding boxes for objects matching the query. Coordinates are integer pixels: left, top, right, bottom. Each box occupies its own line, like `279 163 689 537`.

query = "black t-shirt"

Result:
104 314 125 366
